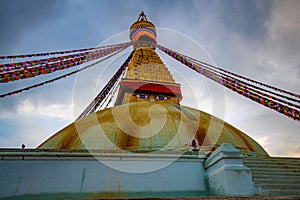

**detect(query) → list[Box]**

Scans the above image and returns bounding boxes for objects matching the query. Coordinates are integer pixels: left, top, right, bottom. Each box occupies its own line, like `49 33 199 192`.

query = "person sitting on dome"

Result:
188 138 200 152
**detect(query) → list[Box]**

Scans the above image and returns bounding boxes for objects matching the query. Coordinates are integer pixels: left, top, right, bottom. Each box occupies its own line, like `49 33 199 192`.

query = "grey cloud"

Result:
0 0 63 54
211 0 272 40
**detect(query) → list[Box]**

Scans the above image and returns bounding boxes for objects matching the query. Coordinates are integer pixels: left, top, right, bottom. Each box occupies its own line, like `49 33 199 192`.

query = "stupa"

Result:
2 12 299 199
38 12 267 157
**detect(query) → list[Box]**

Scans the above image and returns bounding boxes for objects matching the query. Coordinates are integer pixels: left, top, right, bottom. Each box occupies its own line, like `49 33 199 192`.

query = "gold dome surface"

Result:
38 102 268 157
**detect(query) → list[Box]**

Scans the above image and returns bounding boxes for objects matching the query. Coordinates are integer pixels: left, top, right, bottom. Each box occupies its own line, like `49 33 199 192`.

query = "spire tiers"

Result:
115 48 182 105
115 12 182 106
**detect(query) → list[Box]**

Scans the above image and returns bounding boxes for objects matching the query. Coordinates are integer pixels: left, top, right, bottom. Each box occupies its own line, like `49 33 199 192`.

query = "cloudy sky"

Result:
0 0 299 157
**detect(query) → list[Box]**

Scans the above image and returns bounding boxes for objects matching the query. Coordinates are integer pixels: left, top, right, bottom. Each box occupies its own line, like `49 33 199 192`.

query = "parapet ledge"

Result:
0 148 206 162
204 143 243 169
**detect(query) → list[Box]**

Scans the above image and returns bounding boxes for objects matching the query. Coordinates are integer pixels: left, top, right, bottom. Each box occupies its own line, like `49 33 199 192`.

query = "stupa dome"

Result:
38 102 268 157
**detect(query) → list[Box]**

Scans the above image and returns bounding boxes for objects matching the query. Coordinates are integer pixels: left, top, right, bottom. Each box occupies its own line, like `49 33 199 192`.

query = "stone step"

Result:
257 183 300 190
244 158 300 164
247 167 300 173
243 160 300 167
243 157 300 196
245 156 300 159
244 163 300 170
243 161 300 167
264 189 300 196
251 174 300 181
251 170 300 176
243 158 300 164
253 178 300 185
249 167 300 173
245 157 300 160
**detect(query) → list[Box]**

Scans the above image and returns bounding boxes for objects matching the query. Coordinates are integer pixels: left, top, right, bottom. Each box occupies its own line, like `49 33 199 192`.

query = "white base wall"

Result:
0 152 206 198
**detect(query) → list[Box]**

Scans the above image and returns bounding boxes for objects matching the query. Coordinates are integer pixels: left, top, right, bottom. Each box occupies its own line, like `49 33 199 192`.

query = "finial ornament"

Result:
137 11 147 21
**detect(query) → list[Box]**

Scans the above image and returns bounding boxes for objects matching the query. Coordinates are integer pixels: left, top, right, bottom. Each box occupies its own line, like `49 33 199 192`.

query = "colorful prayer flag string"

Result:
157 44 300 121
178 49 300 99
0 42 131 59
180 56 300 109
170 50 300 105
0 42 131 83
0 48 128 98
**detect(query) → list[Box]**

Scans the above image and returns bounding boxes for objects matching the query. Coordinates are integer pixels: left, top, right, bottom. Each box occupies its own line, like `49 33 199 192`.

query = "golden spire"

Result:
115 12 182 105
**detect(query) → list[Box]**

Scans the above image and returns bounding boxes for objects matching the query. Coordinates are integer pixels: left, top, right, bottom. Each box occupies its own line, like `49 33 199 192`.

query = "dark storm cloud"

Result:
158 0 271 39
213 0 272 39
0 0 154 55
0 0 272 55
0 0 63 54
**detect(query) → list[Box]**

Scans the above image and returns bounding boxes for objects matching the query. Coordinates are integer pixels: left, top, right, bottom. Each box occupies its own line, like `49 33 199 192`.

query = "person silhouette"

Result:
188 138 200 151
